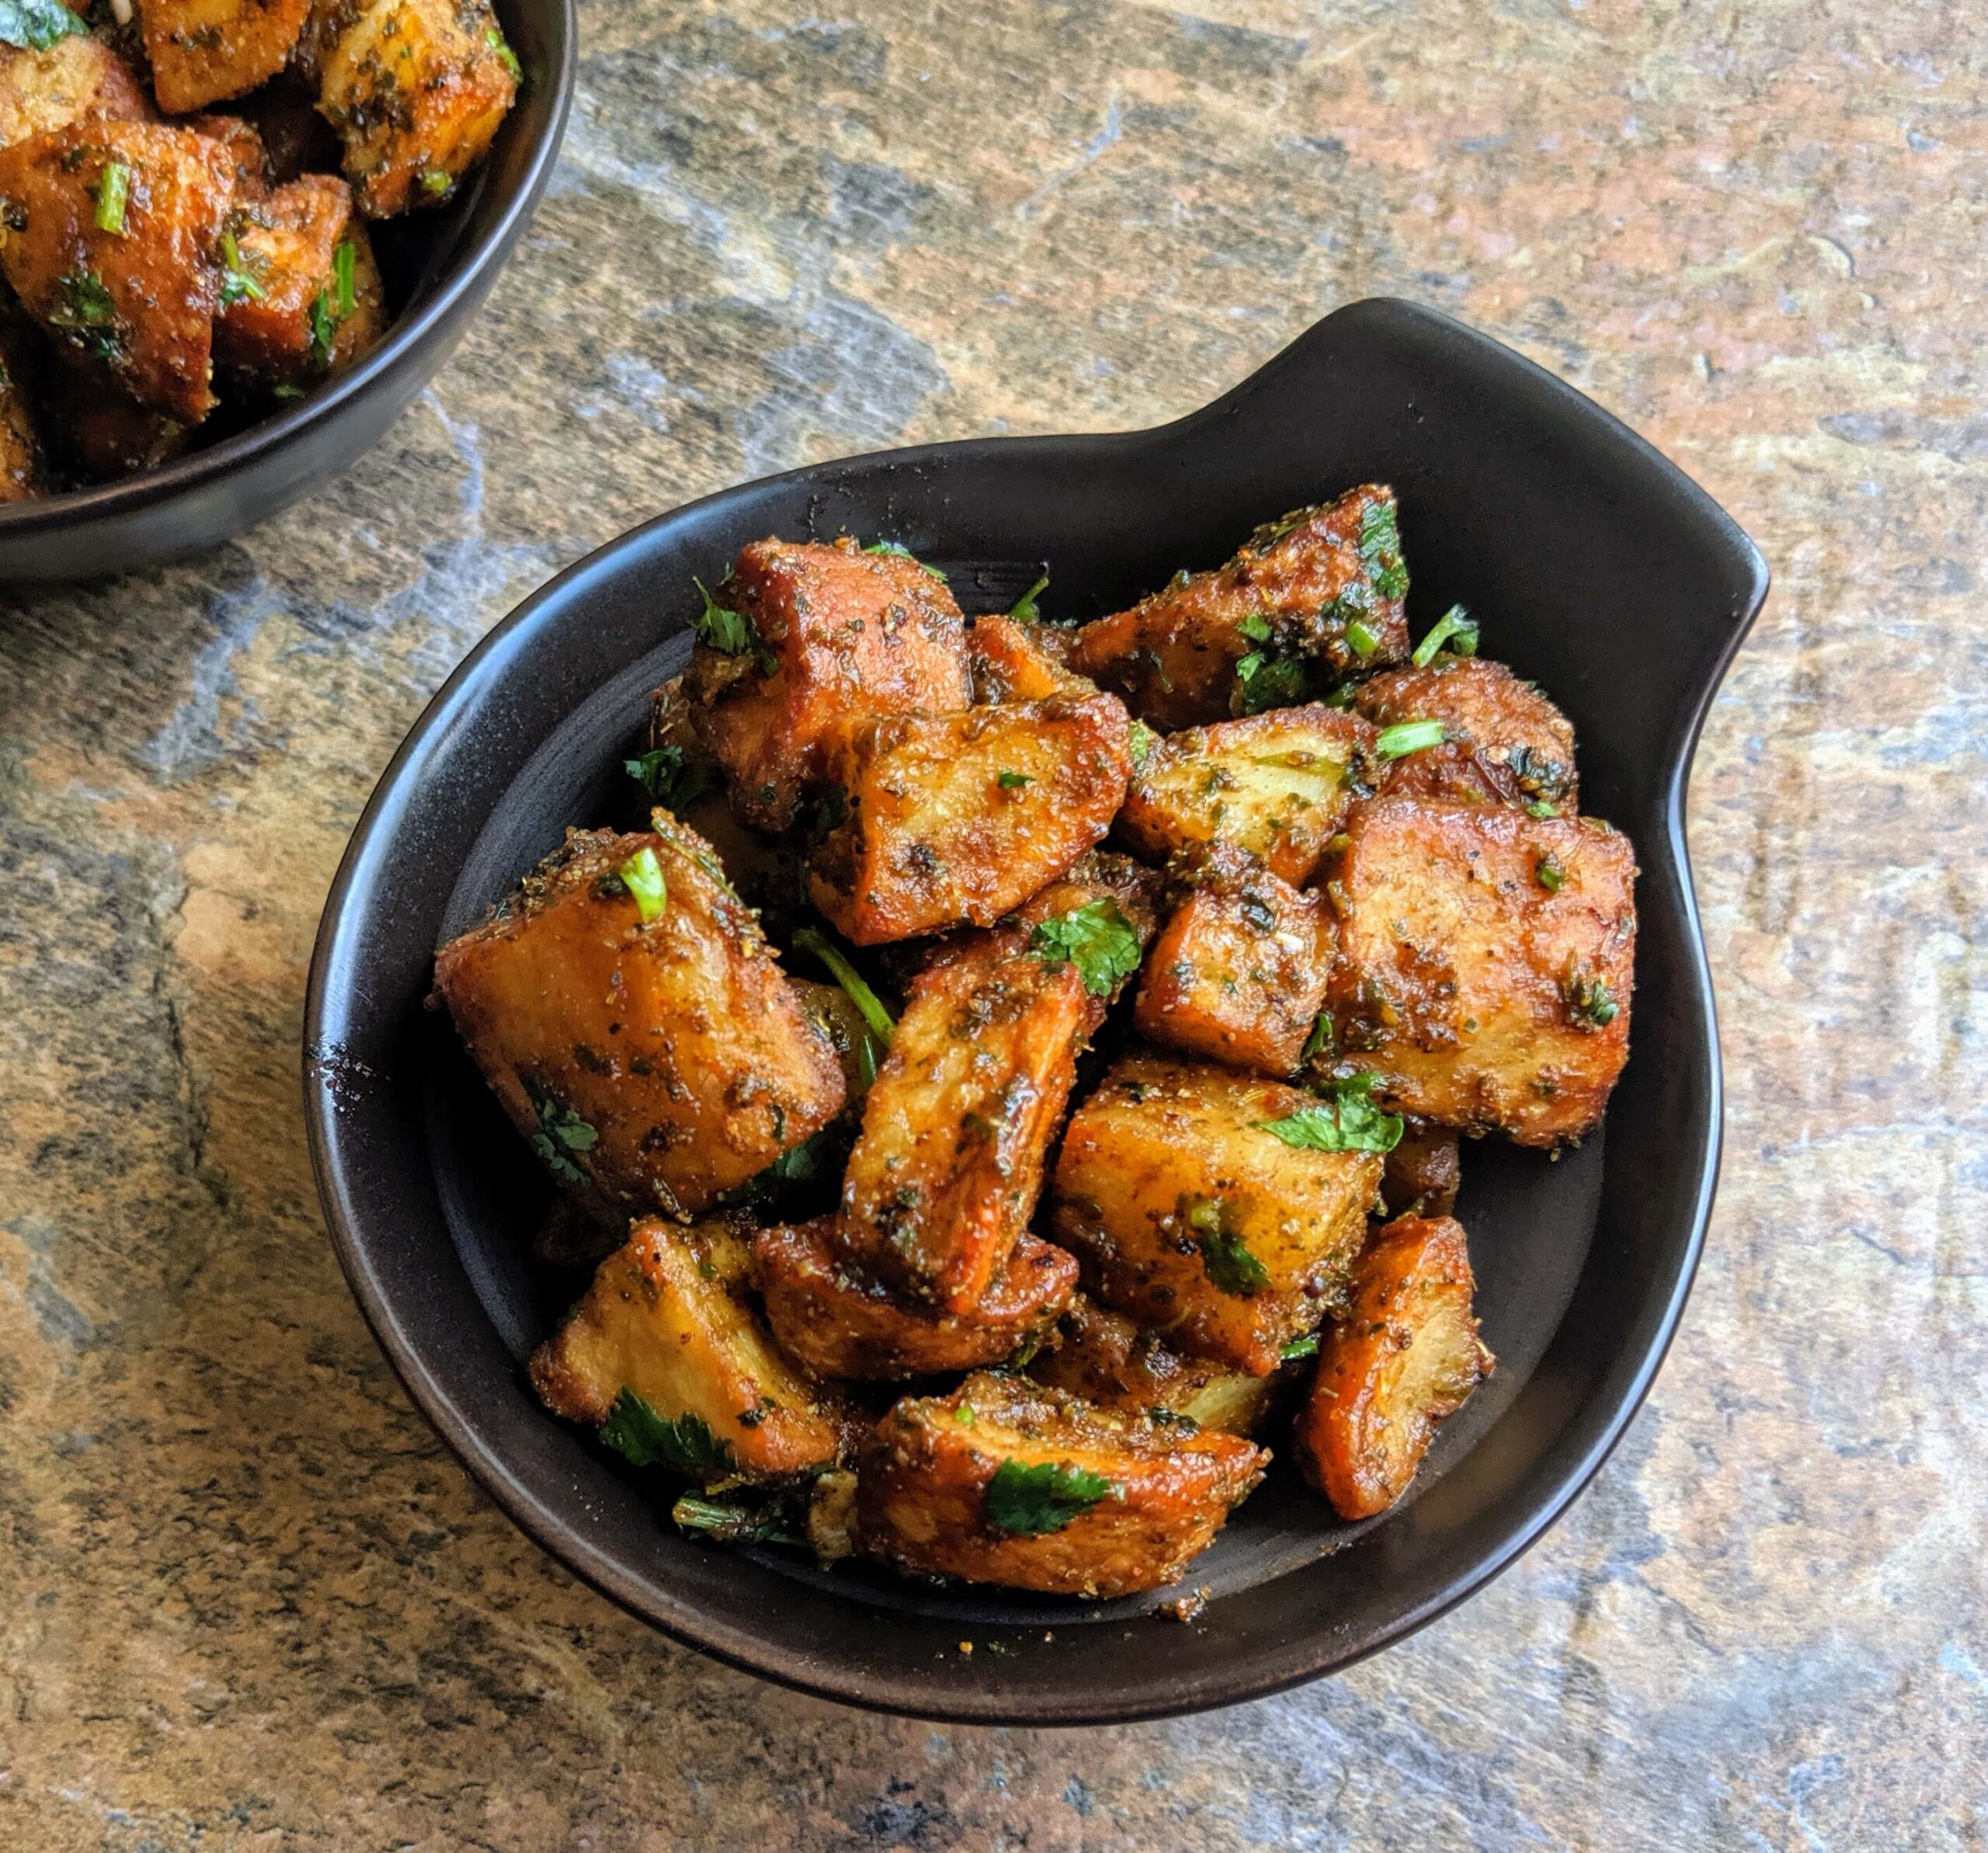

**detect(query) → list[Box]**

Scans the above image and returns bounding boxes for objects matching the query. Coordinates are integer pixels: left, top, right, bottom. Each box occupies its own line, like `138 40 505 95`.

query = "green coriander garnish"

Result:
1300 1009 1333 1062
1029 898 1142 998
982 1459 1115 1535
1375 718 1447 759
1280 1333 1321 1364
92 160 130 235
50 271 117 360
618 845 667 923
863 538 947 581
306 287 338 369
671 1492 803 1547
1128 718 1159 771
219 231 266 305
525 1083 597 1185
793 924 896 1043
1009 571 1048 622
996 769 1034 790
1236 612 1273 644
625 744 714 812
485 25 522 79
1344 615 1380 659
0 0 89 50
1536 852 1566 893
332 238 356 317
1412 603 1479 666
600 1390 735 1477
690 576 774 671
421 168 453 196
1187 1197 1270 1296
1232 651 1306 715
1358 496 1409 603
1256 1073 1404 1154
1566 967 1620 1031
1526 798 1561 820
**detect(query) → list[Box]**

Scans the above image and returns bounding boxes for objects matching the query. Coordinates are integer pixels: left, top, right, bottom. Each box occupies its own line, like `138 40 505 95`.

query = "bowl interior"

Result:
308 299 1768 1721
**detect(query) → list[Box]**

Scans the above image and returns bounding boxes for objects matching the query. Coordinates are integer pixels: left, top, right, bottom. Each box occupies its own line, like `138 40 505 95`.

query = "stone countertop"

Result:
2 1 1982 1846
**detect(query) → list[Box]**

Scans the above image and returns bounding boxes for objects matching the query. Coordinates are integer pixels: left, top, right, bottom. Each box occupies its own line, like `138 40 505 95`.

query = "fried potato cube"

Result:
968 613 1096 703
0 121 234 422
1030 1296 1278 1437
755 1219 1076 1381
36 356 192 481
316 0 518 217
1326 797 1635 1146
1134 847 1336 1077
185 113 270 197
529 1217 855 1484
684 537 973 833
1379 1122 1461 1219
1116 704 1372 887
214 174 384 388
807 691 1131 945
839 944 1088 1312
0 36 150 153
433 819 846 1219
1295 1214 1492 1519
140 0 315 112
1355 656 1578 812
1050 1053 1382 1375
1069 485 1411 728
856 1372 1268 1598
0 317 40 501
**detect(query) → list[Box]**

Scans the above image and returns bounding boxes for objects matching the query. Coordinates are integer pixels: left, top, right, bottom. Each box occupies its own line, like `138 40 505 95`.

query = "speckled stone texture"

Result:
2 0 1983 1844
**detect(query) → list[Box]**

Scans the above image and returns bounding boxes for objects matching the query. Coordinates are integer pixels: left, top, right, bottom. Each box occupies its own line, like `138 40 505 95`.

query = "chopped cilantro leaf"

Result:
1345 616 1380 658
996 769 1034 790
1236 612 1272 643
793 924 895 1043
982 1458 1116 1535
421 169 453 196
690 576 774 672
618 846 667 923
1256 1073 1404 1154
0 0 87 50
600 1390 735 1477
1128 718 1159 771
50 271 116 360
332 238 356 318
1186 1197 1270 1296
1232 651 1307 715
671 1492 804 1547
485 25 522 79
1526 798 1561 820
1566 967 1620 1030
1358 496 1408 602
1010 571 1048 622
1300 1010 1333 1062
525 1083 597 1185
1375 718 1447 759
625 745 714 812
219 231 266 305
306 287 338 370
1412 603 1479 666
92 160 129 236
1280 1333 1321 1363
1029 898 1142 998
1536 851 1566 893
863 538 947 582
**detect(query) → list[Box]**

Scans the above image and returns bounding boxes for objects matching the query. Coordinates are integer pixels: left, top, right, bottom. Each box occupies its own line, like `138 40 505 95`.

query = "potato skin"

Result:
316 0 518 217
433 821 846 1219
214 173 384 388
1326 797 1635 1146
856 1372 1268 1598
839 942 1088 1313
140 0 315 112
808 691 1131 945
1050 1053 1382 1375
755 1218 1076 1380
0 121 234 422
0 37 151 153
1070 485 1410 728
1030 1296 1278 1437
968 612 1096 703
529 1217 856 1483
1379 1121 1461 1219
1134 847 1335 1077
1295 1214 1492 1520
1116 704 1374 886
686 537 972 833
1355 656 1578 811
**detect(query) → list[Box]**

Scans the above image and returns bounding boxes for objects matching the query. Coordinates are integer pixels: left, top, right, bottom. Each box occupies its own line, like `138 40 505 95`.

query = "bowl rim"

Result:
0 0 578 544
303 297 1770 1723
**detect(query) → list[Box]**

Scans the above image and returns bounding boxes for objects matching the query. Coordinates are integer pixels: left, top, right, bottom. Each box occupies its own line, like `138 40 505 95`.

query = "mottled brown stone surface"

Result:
2 0 1984 1844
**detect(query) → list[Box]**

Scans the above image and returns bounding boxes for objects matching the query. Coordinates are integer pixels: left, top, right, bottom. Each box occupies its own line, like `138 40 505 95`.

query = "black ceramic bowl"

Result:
304 299 1768 1724
0 0 575 584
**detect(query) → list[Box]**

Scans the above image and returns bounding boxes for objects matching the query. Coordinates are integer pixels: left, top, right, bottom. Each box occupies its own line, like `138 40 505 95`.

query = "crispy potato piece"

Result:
968 613 1097 703
683 537 973 832
186 113 270 197
1051 1053 1382 1375
214 173 384 388
316 0 519 217
839 944 1087 1312
0 316 40 500
1326 797 1635 1146
529 1217 855 1484
1069 486 1411 728
434 820 846 1219
856 1372 1268 1598
1379 1122 1461 1219
1295 1214 1492 1519
1030 1296 1278 1437
1134 846 1336 1077
756 1218 1076 1381
1356 656 1578 811
789 979 881 1098
140 0 314 112
0 37 150 152
36 356 191 481
0 121 233 422
1116 704 1373 886
807 691 1131 945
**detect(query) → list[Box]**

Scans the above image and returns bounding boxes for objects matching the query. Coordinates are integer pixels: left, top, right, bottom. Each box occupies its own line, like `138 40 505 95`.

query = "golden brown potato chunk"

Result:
1134 847 1336 1077
36 356 192 482
186 113 270 197
433 820 846 1219
0 37 150 153
316 0 518 217
1355 656 1578 812
1295 1214 1492 1520
756 1219 1076 1381
684 537 972 833
1379 1122 1461 1219
856 1372 1268 1598
529 1217 855 1485
839 944 1087 1312
1030 1296 1279 1437
214 174 384 389
140 0 315 112
1116 704 1373 887
1326 797 1635 1146
967 613 1097 703
1051 1054 1382 1375
0 317 40 501
0 121 234 422
1070 485 1411 728
807 691 1131 945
